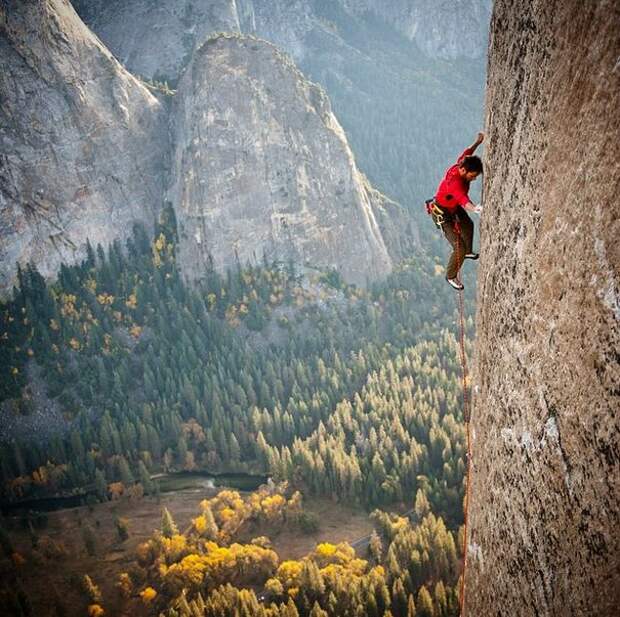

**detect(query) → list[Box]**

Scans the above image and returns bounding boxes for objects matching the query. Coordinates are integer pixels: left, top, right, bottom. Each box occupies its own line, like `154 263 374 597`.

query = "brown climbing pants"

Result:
442 207 473 280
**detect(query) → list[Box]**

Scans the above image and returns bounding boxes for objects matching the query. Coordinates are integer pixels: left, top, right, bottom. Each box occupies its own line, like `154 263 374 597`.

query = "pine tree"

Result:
406 595 416 617
416 586 434 617
115 517 129 541
369 529 383 563
94 469 107 501
138 460 154 494
392 578 408 617
202 505 219 540
433 582 447 617
161 507 178 538
309 602 328 617
118 456 135 486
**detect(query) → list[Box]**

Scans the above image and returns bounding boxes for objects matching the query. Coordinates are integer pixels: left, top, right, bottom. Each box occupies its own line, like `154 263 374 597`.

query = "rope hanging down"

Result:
455 230 473 617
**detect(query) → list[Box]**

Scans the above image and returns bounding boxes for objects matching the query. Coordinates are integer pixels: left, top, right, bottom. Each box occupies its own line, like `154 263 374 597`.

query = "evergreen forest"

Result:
0 206 476 616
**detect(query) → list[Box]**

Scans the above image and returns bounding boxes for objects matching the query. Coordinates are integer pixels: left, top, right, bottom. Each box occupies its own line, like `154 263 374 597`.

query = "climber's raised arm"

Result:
468 131 484 152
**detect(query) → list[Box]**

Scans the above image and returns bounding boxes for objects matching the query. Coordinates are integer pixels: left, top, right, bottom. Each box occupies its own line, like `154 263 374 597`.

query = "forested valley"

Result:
0 206 475 616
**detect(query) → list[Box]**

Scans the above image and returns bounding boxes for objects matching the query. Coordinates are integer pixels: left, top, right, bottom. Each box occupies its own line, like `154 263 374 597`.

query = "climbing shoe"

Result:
446 277 464 291
465 253 479 260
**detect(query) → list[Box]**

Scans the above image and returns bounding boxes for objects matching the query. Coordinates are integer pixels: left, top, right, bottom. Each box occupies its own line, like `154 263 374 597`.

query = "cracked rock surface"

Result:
469 1 620 615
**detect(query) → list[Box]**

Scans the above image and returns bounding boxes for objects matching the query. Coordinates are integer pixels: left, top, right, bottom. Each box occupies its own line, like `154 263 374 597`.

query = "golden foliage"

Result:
83 575 103 603
152 233 167 267
116 573 133 599
182 419 205 443
88 605 105 617
129 324 142 339
97 293 114 306
160 534 188 563
60 294 78 318
108 482 124 500
69 337 81 351
193 515 207 536
136 541 156 566
276 560 304 588
127 483 144 500
140 587 157 603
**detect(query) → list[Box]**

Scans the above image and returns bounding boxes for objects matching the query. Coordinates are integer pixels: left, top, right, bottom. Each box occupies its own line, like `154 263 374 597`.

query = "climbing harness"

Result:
426 195 473 615
425 198 446 229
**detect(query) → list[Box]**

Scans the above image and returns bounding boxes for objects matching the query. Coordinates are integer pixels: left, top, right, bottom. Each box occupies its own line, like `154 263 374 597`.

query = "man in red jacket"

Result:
429 132 484 290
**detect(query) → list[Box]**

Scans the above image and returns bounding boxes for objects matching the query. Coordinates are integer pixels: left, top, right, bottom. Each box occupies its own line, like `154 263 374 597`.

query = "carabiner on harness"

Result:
425 199 445 229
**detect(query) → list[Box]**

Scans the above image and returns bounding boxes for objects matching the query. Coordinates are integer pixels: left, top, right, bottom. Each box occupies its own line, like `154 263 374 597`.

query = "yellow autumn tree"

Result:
116 573 133 599
140 587 157 604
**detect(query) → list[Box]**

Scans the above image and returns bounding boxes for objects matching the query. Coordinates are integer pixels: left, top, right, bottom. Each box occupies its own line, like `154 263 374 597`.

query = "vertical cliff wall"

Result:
0 0 167 293
468 1 620 615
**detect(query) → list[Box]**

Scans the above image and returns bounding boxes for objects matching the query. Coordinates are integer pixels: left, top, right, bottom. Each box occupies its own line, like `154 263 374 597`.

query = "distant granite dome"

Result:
468 0 620 615
0 0 168 294
169 34 393 286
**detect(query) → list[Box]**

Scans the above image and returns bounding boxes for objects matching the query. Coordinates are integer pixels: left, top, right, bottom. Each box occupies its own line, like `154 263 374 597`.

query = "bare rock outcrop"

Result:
72 0 249 81
468 1 620 615
168 35 393 286
0 0 167 294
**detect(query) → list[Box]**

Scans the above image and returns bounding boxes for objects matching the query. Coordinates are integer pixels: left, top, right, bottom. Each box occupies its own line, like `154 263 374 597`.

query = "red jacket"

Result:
435 147 474 212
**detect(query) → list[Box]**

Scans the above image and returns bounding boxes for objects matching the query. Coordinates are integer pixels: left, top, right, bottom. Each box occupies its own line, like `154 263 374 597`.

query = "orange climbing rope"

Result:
455 228 472 617
424 202 475 615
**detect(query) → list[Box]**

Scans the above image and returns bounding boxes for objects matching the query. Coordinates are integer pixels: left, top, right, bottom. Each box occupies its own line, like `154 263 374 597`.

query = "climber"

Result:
426 132 484 290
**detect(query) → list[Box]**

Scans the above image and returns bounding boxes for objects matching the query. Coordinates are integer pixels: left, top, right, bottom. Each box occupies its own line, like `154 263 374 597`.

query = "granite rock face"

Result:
0 0 167 294
468 1 620 615
168 35 393 286
72 0 250 81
